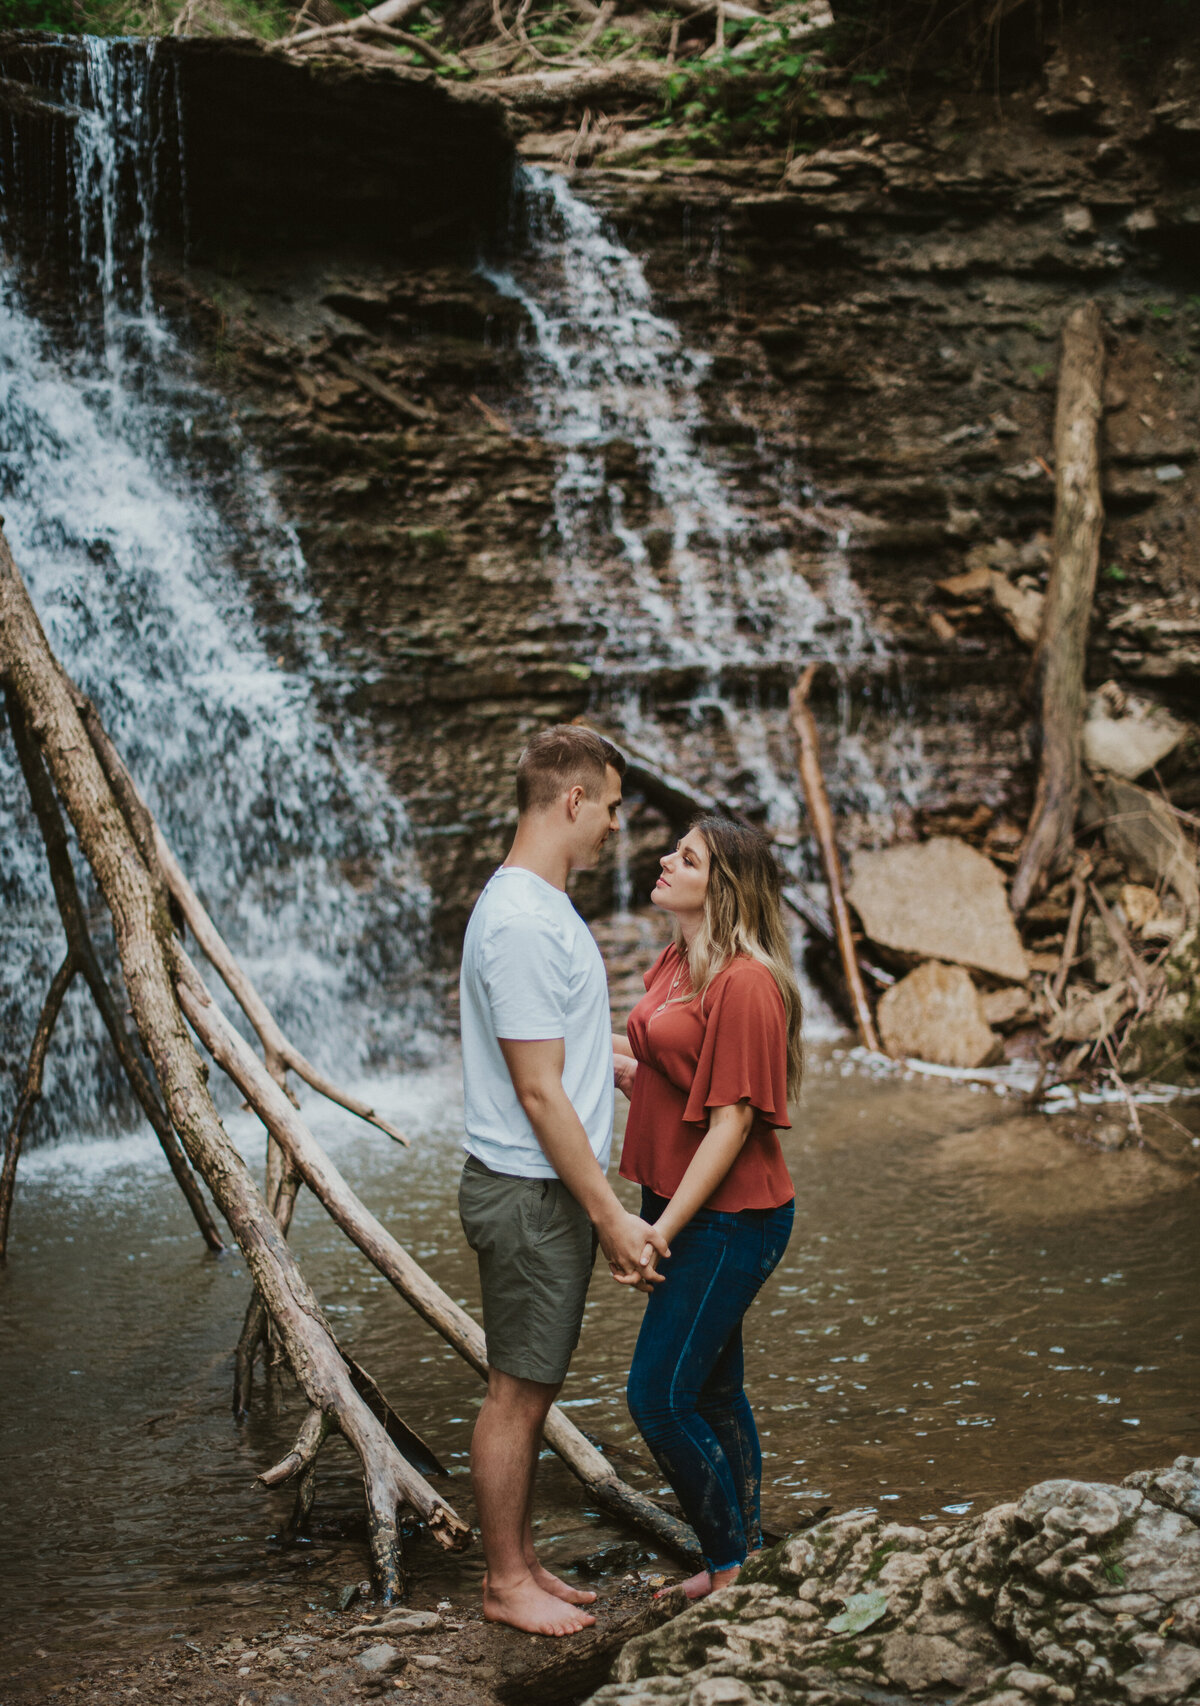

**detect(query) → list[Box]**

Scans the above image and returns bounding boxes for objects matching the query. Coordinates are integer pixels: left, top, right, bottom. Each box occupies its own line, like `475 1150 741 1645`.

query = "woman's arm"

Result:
613 1031 638 1099
652 1101 754 1246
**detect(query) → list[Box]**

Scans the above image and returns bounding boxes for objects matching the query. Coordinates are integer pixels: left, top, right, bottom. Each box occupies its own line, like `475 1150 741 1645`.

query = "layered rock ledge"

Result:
595 1459 1200 1706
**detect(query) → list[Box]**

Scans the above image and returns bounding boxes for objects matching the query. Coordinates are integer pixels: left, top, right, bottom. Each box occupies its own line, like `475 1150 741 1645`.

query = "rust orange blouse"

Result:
619 943 794 1213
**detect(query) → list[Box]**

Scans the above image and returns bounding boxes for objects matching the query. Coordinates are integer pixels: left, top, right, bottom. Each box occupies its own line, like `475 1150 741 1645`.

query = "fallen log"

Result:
3 689 225 1255
1011 300 1106 914
789 667 881 1054
0 527 468 1598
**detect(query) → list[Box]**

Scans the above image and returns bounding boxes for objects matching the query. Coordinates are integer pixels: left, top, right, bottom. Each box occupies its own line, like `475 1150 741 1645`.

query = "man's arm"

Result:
498 1036 667 1282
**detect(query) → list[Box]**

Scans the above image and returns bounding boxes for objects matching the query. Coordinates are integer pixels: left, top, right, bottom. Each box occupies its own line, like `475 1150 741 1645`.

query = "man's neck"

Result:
503 820 571 892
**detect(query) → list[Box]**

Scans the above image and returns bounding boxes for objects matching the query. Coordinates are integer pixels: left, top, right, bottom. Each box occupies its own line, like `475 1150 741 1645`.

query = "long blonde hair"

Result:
671 816 804 1099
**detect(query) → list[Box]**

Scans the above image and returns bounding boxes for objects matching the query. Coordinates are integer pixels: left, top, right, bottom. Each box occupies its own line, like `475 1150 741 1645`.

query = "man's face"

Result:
570 764 623 870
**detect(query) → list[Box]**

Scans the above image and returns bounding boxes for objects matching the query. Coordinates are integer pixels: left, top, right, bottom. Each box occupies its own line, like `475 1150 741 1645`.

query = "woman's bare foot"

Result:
482 1572 596 1636
656 1569 712 1601
655 1563 741 1602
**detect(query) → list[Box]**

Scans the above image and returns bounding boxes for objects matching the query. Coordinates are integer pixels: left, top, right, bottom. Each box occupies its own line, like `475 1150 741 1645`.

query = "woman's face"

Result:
652 828 710 921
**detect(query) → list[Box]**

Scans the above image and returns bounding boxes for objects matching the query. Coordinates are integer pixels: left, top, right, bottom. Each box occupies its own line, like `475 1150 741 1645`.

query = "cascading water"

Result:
0 40 432 1141
485 167 925 909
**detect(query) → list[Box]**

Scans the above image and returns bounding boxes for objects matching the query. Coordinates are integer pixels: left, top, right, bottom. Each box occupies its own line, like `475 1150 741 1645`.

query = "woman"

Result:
613 816 803 1600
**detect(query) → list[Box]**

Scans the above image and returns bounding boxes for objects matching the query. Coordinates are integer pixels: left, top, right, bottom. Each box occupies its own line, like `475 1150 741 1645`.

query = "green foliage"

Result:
2 0 307 39
658 22 817 153
1104 562 1128 582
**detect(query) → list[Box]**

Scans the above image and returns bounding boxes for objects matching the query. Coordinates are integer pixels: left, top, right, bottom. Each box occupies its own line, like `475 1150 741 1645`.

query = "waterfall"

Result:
0 40 432 1142
484 167 921 913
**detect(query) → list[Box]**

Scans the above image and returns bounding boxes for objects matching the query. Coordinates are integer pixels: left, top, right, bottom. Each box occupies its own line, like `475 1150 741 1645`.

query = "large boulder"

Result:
877 961 1001 1067
848 838 1029 983
592 1458 1200 1706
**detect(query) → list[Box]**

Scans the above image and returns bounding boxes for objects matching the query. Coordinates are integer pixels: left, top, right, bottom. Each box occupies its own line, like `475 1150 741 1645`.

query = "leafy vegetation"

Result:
658 20 819 153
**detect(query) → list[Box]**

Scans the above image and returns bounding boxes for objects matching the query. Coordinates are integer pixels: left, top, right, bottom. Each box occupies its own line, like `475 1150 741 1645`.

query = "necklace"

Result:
653 957 690 1016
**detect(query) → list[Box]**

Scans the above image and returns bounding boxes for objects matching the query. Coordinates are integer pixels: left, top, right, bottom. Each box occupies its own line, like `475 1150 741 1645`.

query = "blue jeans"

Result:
627 1187 794 1573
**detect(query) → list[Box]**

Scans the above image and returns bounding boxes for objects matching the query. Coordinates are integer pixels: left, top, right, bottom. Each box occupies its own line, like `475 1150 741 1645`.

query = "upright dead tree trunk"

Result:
1011 301 1106 914
0 528 469 1598
789 667 881 1053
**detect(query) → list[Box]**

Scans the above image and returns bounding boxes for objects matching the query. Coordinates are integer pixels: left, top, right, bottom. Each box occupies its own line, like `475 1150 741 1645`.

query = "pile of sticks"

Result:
0 529 701 1594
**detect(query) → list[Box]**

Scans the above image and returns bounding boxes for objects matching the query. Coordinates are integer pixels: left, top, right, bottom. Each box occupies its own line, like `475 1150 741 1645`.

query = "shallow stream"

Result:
2 1040 1196 1670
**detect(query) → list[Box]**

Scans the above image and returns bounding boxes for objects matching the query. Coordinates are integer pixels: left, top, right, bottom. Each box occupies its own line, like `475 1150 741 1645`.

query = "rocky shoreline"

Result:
12 1461 1199 1706
593 1458 1200 1706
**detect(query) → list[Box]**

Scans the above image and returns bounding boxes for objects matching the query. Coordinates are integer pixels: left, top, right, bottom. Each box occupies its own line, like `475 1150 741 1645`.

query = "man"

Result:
458 724 669 1637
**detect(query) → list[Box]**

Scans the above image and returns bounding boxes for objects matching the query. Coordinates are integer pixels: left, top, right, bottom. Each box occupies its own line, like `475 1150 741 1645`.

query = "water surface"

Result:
2 1046 1194 1671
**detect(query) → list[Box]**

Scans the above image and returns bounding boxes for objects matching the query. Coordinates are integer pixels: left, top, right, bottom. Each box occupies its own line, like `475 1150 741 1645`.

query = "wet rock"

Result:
591 1461 1200 1706
981 985 1035 1031
878 961 1001 1068
356 1643 402 1674
350 1610 442 1636
848 838 1029 983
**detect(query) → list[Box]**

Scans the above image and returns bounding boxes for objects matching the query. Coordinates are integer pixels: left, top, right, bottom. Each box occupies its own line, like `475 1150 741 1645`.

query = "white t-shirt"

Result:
460 865 614 1180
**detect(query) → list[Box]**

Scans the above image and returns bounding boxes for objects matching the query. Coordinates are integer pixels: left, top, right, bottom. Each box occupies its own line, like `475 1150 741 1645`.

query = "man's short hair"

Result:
516 725 626 815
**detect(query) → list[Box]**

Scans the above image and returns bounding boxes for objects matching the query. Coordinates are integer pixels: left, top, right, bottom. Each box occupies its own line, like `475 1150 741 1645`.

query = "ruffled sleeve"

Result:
682 959 791 1130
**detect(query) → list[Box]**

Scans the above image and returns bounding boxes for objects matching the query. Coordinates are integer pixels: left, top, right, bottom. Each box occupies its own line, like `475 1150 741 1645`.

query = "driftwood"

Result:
0 527 469 1598
495 1586 688 1705
789 667 881 1053
2 689 225 1257
276 0 430 52
1011 301 1106 914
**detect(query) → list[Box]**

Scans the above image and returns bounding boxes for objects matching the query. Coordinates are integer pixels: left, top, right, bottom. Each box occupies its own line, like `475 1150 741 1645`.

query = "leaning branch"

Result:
149 822 409 1144
0 950 76 1261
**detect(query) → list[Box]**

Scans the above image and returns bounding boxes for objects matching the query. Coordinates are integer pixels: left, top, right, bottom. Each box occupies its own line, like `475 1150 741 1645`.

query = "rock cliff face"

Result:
596 1458 1200 1706
2 28 1197 967
174 37 1200 960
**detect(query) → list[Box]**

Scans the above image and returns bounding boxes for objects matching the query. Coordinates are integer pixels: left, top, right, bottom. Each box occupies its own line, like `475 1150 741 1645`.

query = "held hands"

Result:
613 1051 637 1100
602 1211 669 1290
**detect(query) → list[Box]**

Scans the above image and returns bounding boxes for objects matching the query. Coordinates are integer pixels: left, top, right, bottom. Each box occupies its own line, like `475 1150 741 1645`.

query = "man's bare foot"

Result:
484 1568 597 1609
655 1564 741 1602
529 1560 598 1605
482 1573 597 1636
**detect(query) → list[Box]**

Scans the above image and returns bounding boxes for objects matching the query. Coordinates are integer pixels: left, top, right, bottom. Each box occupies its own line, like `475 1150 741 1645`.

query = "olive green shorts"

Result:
458 1154 598 1387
